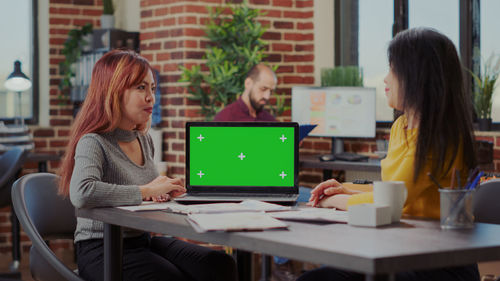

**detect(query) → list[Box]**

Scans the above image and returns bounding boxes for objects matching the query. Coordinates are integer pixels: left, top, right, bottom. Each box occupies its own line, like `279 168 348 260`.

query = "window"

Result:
0 0 37 124
358 0 394 121
481 0 500 122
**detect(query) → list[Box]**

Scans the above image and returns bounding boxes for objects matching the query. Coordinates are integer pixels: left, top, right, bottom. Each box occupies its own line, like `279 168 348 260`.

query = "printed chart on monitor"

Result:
292 87 376 138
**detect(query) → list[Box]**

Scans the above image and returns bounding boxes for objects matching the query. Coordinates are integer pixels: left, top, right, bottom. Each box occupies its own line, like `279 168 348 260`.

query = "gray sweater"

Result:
70 129 158 242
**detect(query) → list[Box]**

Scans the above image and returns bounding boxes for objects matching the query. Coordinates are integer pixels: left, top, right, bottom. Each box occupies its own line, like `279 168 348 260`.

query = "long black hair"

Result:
388 27 476 181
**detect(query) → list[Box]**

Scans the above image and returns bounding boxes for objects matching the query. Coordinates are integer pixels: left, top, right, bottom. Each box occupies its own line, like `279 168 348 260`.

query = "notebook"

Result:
175 122 299 204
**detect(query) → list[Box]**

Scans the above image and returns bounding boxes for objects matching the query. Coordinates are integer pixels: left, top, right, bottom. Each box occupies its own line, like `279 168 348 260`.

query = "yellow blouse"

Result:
347 116 466 219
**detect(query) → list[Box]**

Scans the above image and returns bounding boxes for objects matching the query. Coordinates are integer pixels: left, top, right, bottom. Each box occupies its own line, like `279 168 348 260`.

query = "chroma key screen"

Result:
188 124 296 187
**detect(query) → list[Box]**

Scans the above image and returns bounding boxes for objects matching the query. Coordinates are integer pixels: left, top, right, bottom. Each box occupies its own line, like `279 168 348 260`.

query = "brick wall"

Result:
139 0 316 180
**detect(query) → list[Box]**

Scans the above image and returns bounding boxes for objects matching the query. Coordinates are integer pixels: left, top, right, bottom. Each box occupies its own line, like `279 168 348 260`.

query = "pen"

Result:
427 172 444 189
464 168 480 190
467 171 483 190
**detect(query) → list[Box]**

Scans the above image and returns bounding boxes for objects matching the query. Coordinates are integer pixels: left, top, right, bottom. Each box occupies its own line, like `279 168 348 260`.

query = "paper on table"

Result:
269 207 348 223
117 200 291 214
186 212 288 233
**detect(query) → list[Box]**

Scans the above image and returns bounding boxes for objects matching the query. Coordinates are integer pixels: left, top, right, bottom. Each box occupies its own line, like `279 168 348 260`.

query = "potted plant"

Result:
101 0 115 29
179 1 287 120
321 66 364 87
470 54 500 131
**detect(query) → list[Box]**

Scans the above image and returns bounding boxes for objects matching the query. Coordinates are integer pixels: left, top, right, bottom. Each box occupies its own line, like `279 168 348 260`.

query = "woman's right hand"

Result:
308 179 357 207
140 176 186 200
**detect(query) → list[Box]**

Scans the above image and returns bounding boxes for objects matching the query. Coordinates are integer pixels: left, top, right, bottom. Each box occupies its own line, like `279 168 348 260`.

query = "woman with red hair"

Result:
58 49 237 281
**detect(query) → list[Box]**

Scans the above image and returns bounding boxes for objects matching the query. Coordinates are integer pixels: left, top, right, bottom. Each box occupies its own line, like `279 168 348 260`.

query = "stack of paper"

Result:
187 212 288 233
269 207 348 223
117 200 291 214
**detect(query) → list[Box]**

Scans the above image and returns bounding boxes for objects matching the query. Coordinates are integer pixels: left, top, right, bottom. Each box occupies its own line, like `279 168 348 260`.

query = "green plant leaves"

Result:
469 53 500 119
179 1 284 120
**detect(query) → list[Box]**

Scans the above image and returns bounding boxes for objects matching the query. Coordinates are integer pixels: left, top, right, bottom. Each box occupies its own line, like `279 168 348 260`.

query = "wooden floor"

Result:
0 248 499 281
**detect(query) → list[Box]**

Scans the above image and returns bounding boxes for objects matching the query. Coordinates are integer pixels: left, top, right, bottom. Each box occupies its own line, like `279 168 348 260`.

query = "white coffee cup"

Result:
373 181 408 222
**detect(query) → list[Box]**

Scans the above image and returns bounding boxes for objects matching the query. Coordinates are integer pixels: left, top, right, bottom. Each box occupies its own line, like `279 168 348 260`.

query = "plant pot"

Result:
478 118 492 131
100 14 115 29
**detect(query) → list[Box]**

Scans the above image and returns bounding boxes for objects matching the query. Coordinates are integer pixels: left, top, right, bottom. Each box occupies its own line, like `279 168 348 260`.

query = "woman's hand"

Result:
308 179 357 207
140 176 186 200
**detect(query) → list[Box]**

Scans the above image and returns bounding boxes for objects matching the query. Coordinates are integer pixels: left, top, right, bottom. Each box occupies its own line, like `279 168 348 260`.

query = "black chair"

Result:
11 173 83 281
0 147 28 278
473 179 500 281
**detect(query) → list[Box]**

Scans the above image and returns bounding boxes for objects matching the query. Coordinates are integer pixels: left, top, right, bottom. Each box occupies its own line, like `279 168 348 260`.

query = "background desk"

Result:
300 154 382 181
78 207 500 281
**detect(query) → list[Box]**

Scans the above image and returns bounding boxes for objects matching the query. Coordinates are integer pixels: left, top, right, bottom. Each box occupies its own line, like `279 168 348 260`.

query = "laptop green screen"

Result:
188 125 296 187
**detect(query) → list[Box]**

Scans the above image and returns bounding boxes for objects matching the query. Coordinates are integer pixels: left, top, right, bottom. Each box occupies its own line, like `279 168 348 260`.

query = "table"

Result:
300 154 382 181
25 152 61 172
78 207 500 281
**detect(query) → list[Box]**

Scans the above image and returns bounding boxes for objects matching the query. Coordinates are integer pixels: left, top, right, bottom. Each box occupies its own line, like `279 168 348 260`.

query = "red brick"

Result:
34 140 47 149
155 7 169 16
297 22 314 29
251 0 270 5
283 11 313 18
261 9 281 18
262 32 281 40
171 121 185 129
163 41 177 49
166 154 177 163
140 32 155 41
296 65 314 73
185 5 209 14
33 129 55 137
50 38 66 45
284 33 313 41
142 42 162 51
184 28 205 37
496 137 500 147
50 119 71 126
283 76 314 84
284 54 314 62
313 141 330 151
146 19 162 28
157 52 170 61
163 63 180 72
73 19 94 26
49 140 69 147
272 43 293 52
186 51 205 59
263 54 282 62
178 16 197 25
276 65 294 73
49 28 71 35
162 18 175 26
273 21 293 29
49 18 71 25
58 129 71 137
171 52 184 60
170 5 184 14
475 136 494 143
170 166 185 176
141 9 153 18
182 40 198 48
272 0 293 7
168 97 184 105
295 44 314 52
296 0 314 8
82 8 101 16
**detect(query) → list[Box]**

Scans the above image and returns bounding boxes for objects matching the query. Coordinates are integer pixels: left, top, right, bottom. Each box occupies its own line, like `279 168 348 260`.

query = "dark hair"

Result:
388 27 476 181
246 63 275 82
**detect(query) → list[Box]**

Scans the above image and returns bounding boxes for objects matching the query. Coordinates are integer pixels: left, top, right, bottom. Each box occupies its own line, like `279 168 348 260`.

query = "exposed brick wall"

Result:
140 0 315 180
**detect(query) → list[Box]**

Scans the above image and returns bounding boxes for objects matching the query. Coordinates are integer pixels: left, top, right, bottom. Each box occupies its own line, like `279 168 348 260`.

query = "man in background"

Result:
214 63 300 281
214 63 277 121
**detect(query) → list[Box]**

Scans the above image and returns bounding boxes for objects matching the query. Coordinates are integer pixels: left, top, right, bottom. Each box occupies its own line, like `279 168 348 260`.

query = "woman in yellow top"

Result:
301 28 479 281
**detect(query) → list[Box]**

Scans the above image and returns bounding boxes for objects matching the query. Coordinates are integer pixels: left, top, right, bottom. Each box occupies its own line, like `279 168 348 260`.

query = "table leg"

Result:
236 250 252 281
9 207 20 272
38 161 47 172
259 255 272 281
104 223 123 281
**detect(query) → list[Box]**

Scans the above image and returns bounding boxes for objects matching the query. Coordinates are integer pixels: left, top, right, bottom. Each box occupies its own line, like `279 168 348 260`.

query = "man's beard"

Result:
249 90 267 113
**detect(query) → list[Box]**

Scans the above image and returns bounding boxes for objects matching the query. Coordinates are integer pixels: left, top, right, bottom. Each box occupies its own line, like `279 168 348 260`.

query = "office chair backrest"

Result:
0 147 27 207
11 173 83 281
473 179 500 225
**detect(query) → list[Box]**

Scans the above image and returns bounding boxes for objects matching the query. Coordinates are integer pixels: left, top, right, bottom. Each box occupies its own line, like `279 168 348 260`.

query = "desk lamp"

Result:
4 60 32 126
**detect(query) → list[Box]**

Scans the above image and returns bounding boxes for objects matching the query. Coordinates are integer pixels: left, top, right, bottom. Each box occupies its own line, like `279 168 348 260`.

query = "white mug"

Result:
373 181 408 222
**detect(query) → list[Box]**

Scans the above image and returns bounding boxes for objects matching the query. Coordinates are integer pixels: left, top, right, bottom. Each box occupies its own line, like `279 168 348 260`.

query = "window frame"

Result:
335 0 480 129
1 0 39 125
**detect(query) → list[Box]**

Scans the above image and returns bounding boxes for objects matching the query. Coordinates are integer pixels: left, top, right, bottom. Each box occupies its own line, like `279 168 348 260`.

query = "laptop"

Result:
175 122 299 204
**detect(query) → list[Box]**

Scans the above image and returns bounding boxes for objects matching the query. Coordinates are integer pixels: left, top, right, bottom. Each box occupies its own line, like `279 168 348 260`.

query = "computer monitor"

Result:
291 86 376 154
